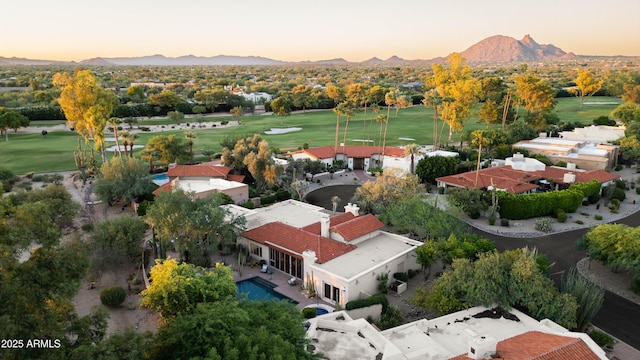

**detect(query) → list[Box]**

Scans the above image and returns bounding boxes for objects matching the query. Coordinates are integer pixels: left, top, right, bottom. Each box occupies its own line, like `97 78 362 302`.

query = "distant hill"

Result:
460 34 576 62
1 35 635 66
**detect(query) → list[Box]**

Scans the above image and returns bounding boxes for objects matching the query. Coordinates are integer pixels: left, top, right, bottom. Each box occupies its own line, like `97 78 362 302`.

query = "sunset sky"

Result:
2 0 639 62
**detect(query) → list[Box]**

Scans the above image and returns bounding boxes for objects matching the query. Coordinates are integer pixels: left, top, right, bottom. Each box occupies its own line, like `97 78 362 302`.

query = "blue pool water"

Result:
236 277 299 304
152 173 169 185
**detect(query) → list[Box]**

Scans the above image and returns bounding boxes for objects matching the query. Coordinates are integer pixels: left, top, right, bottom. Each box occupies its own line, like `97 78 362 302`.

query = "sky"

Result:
2 0 639 62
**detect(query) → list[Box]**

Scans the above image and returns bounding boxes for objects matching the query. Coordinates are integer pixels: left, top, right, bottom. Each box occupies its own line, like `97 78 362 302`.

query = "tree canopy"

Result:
415 155 459 184
0 107 29 141
411 248 578 329
94 156 155 206
351 169 423 214
141 258 237 318
53 69 118 162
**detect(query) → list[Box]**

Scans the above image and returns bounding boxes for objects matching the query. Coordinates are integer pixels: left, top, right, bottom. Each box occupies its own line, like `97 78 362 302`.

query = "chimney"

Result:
344 203 360 217
320 214 330 238
563 172 576 184
467 335 497 359
567 162 576 170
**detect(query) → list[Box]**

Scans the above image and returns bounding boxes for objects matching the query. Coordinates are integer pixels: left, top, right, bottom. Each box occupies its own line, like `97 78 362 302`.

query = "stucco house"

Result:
306 306 606 359
288 145 427 173
153 163 249 204
229 200 423 307
436 154 619 194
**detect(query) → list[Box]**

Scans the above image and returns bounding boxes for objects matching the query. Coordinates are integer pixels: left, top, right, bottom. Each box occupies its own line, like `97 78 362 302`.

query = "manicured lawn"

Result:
0 97 622 175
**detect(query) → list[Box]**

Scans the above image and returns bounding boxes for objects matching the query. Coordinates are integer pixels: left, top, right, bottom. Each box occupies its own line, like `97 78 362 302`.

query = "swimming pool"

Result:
236 277 299 304
152 173 169 186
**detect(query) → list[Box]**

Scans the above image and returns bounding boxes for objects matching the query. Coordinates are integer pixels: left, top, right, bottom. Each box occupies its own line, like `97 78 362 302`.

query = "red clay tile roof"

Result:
167 164 231 178
436 165 619 194
242 222 355 264
301 213 356 234
331 214 385 241
152 182 173 195
289 146 406 159
450 331 600 360
227 174 246 183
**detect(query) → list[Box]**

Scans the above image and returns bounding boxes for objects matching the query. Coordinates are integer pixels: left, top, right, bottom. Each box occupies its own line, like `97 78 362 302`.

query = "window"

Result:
250 244 262 257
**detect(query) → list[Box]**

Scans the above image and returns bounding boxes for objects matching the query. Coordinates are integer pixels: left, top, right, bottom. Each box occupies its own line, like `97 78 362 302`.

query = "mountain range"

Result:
0 35 627 66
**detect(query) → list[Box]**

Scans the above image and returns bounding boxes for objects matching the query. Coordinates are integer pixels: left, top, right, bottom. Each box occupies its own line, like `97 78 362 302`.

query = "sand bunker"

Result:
583 102 619 105
264 127 302 135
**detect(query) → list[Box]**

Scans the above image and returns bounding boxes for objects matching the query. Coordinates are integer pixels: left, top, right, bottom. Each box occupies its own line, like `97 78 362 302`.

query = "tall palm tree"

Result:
108 118 122 157
184 131 197 164
128 133 139 158
331 196 341 214
119 130 131 157
141 148 158 173
332 106 343 159
404 143 419 175
341 103 353 154
381 90 397 164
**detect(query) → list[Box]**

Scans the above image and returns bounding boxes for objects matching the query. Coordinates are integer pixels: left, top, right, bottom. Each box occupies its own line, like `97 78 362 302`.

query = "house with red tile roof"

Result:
153 163 249 204
436 154 619 194
288 145 411 172
231 200 423 307
306 306 607 359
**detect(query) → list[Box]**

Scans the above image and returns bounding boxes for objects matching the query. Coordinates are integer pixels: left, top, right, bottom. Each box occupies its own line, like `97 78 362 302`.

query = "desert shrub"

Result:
587 193 600 204
611 187 626 201
240 201 255 209
0 168 16 182
393 272 409 282
100 286 126 308
594 214 603 220
610 198 620 208
438 186 445 194
615 164 624 171
501 218 509 227
24 171 35 179
81 223 94 232
556 210 567 223
221 120 229 125
575 220 584 225
302 307 317 319
636 188 640 195
592 116 616 126
615 180 626 189
632 276 640 295
488 215 496 225
588 330 614 347
31 174 44 182
534 218 553 232
375 305 403 330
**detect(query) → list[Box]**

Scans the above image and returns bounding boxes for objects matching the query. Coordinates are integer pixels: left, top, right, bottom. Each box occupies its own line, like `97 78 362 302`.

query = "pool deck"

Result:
231 262 335 311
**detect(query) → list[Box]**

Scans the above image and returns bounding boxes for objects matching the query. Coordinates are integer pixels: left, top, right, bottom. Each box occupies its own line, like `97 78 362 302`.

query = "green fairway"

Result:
0 97 623 175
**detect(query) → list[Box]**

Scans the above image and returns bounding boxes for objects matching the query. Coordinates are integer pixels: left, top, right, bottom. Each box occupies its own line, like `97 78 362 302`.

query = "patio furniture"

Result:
288 277 297 286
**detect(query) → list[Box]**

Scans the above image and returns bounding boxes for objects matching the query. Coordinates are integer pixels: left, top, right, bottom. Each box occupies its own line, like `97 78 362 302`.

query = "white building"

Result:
306 306 606 359
230 200 423 307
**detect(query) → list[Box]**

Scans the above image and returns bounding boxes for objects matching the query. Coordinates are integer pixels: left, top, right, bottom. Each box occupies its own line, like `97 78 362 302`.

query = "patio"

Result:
216 252 336 311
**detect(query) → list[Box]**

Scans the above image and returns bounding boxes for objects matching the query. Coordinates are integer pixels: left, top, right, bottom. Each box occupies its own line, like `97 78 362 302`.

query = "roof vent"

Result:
467 335 497 359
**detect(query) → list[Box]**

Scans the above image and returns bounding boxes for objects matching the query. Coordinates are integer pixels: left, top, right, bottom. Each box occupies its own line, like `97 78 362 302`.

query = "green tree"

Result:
585 224 640 276
141 258 237 318
415 155 459 184
429 53 481 142
148 300 314 360
93 157 154 206
380 195 467 241
91 216 147 265
514 73 557 115
446 187 489 219
230 105 243 122
620 135 640 166
107 118 123 157
477 100 500 127
507 119 538 142
352 169 424 214
243 139 281 193
570 69 604 109
291 84 316 112
69 328 152 360
193 88 227 112
144 134 188 164
611 102 640 125
411 248 578 329
53 70 119 162
0 107 30 141
149 89 181 109
270 95 292 124
126 85 145 103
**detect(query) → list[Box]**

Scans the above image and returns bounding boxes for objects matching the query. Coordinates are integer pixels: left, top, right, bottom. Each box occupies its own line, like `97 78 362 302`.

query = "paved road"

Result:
471 211 640 350
307 183 640 350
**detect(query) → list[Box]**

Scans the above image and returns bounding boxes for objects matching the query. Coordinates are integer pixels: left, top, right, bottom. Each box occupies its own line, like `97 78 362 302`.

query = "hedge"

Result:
568 180 601 198
497 189 584 220
100 286 126 308
345 293 389 313
260 193 277 206
16 105 65 120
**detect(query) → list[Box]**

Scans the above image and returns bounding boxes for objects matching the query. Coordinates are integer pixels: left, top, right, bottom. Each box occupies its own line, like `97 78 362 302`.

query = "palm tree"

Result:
202 149 216 162
331 196 341 214
341 103 353 154
119 130 131 157
108 118 122 157
404 143 419 174
381 90 397 165
141 147 159 173
332 106 343 159
127 133 139 158
184 131 197 164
